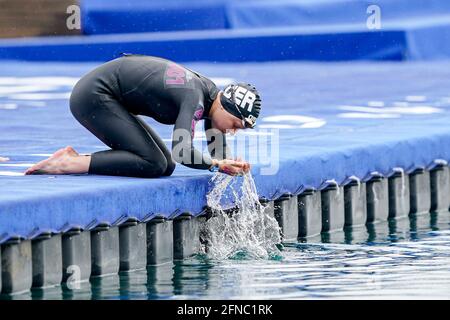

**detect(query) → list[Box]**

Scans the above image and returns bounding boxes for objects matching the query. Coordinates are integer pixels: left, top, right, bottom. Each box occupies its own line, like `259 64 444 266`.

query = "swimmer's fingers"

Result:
222 159 244 168
218 160 244 176
233 158 251 173
218 166 239 176
218 159 252 176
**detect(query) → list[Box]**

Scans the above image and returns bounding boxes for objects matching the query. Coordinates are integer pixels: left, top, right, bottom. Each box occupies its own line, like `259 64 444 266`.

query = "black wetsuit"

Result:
69 54 229 178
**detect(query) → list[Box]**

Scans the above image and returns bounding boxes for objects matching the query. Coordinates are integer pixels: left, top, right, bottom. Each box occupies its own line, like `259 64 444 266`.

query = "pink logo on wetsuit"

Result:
191 107 204 138
165 63 186 85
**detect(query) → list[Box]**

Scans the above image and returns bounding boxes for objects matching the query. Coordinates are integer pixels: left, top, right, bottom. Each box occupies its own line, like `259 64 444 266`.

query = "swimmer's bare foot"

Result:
0 156 9 162
24 146 91 175
25 147 70 175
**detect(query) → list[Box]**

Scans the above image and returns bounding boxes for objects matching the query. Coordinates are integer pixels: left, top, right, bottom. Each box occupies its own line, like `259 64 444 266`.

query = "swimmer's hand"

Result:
211 158 251 176
0 157 9 162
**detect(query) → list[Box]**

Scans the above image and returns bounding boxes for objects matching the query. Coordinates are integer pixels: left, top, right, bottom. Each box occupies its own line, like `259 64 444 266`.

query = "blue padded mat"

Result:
80 0 450 34
228 0 450 29
2 59 450 242
81 0 230 34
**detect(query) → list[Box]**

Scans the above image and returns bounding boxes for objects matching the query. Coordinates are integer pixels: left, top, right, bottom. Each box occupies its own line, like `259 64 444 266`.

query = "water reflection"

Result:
119 269 148 299
148 263 174 299
31 286 63 300
91 274 121 300
61 281 92 300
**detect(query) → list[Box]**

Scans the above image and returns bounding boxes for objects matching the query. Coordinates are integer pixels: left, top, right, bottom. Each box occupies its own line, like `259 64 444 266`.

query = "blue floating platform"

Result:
2 59 450 242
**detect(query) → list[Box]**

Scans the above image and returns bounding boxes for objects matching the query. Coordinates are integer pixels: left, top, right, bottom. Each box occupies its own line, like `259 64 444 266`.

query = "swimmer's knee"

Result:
69 98 82 121
162 159 176 176
69 86 91 121
143 157 167 178
69 100 77 117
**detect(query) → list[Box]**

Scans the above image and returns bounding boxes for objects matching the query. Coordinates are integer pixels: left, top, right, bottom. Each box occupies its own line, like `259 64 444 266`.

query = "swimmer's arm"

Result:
172 102 213 170
204 118 232 160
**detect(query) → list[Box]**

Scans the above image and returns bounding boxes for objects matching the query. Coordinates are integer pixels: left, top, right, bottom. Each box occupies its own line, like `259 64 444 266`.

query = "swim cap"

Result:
220 83 261 129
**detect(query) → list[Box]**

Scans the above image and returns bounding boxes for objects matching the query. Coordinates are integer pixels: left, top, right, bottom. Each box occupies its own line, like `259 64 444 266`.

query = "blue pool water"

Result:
2 211 449 300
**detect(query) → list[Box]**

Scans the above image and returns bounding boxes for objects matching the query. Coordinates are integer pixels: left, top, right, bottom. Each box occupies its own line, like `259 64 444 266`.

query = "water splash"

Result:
201 172 282 260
